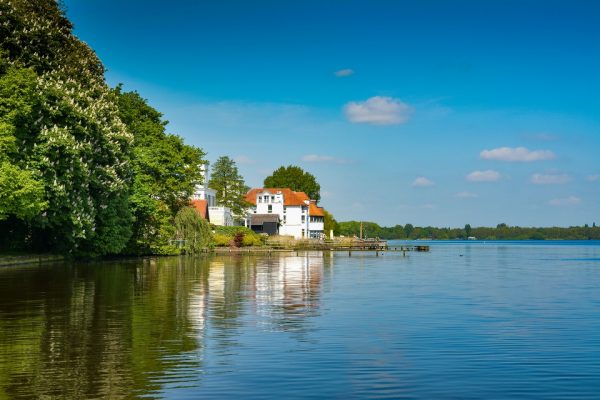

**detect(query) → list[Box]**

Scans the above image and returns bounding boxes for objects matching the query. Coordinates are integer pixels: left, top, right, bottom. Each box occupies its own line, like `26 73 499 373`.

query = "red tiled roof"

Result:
309 202 325 217
245 188 310 206
190 199 208 219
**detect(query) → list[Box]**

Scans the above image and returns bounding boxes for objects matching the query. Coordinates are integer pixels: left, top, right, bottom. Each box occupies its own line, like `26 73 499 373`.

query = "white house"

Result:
192 162 233 226
308 201 325 239
245 188 325 239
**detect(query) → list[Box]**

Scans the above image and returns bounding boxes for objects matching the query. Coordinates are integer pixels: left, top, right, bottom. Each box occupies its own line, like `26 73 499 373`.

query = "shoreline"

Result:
0 254 65 267
3 239 598 267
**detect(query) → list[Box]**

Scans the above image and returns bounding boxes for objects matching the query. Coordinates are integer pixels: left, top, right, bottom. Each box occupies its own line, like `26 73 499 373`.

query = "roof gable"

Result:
245 188 310 206
309 202 325 217
190 199 209 219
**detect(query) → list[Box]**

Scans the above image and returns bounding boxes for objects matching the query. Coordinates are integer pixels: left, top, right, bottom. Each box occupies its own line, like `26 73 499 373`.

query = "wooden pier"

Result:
212 238 430 255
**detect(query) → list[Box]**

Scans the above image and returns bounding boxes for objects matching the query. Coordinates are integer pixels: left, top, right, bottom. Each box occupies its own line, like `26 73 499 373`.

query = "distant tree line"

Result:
338 221 600 240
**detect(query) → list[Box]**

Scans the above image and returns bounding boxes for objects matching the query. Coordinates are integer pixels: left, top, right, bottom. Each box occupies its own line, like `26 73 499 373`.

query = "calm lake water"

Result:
0 241 599 399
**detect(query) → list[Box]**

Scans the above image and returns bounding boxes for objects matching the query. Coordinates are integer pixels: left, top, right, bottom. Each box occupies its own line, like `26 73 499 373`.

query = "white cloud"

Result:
480 146 555 162
302 154 348 164
531 173 570 185
466 170 501 182
549 196 581 206
454 191 478 198
234 155 256 165
344 96 413 125
334 68 354 77
587 174 600 182
412 177 434 187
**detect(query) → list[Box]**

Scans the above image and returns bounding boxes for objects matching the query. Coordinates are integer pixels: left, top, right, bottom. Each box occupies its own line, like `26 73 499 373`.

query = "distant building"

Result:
191 162 233 226
193 163 217 207
247 213 280 235
245 188 325 239
308 200 325 239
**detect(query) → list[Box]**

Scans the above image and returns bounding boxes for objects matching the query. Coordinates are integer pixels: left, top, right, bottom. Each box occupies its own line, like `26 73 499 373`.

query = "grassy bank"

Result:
0 253 65 267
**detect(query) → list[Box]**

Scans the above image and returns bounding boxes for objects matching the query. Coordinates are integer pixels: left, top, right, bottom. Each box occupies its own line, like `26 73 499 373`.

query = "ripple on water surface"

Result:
0 243 599 398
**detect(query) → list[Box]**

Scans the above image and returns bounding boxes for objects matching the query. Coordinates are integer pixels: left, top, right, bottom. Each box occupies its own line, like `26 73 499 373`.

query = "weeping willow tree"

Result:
174 207 213 253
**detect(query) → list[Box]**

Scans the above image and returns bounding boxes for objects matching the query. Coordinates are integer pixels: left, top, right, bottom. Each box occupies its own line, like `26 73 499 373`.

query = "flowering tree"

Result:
0 0 132 256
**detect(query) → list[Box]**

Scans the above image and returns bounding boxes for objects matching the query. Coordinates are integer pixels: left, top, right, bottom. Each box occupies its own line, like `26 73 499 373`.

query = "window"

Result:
268 205 272 213
258 196 262 203
271 196 275 202
301 215 305 223
283 215 286 223
283 206 286 213
302 229 305 238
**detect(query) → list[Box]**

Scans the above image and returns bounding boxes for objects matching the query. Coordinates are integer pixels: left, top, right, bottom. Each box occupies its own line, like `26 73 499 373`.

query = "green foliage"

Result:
114 90 206 255
212 226 265 247
0 161 46 220
208 156 249 217
0 64 46 221
464 224 472 237
242 233 263 246
213 233 231 247
338 221 600 240
323 209 339 237
0 4 133 257
0 0 209 257
263 165 321 201
174 207 213 253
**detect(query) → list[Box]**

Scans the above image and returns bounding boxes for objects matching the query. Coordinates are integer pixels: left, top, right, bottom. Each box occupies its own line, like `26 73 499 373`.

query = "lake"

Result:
0 241 599 399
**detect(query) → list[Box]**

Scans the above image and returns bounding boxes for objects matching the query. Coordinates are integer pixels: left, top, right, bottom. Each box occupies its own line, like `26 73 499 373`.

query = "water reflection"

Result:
0 253 326 398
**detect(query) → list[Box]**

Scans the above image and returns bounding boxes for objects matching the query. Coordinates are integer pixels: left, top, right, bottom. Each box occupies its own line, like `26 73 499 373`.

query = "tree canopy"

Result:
174 206 213 253
0 1 133 256
208 156 249 217
263 165 321 201
323 210 339 237
0 0 207 257
114 89 206 255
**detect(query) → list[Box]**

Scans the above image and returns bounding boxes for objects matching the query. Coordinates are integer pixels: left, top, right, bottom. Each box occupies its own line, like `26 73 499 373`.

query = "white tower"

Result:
193 162 217 206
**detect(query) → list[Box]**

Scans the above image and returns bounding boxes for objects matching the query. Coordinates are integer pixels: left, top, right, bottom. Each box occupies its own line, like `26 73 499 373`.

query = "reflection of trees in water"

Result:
0 253 329 398
0 259 209 398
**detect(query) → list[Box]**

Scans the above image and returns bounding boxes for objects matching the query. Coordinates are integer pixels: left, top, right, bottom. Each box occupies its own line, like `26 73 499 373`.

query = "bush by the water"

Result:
212 226 265 247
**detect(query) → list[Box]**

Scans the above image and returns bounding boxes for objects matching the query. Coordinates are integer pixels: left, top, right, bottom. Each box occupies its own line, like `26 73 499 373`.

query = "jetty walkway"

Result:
213 238 430 255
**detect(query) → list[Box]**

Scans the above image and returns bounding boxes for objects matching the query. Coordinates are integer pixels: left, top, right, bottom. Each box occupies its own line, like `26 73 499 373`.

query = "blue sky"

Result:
63 0 599 227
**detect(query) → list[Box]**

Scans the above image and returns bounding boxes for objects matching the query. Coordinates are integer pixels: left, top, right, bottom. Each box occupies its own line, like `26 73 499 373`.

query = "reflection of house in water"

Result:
190 255 325 335
208 261 225 301
254 254 324 324
188 282 206 335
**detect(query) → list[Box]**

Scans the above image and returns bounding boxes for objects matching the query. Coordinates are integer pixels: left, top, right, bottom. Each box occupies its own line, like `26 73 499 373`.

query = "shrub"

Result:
242 234 263 246
233 232 244 248
213 233 231 247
